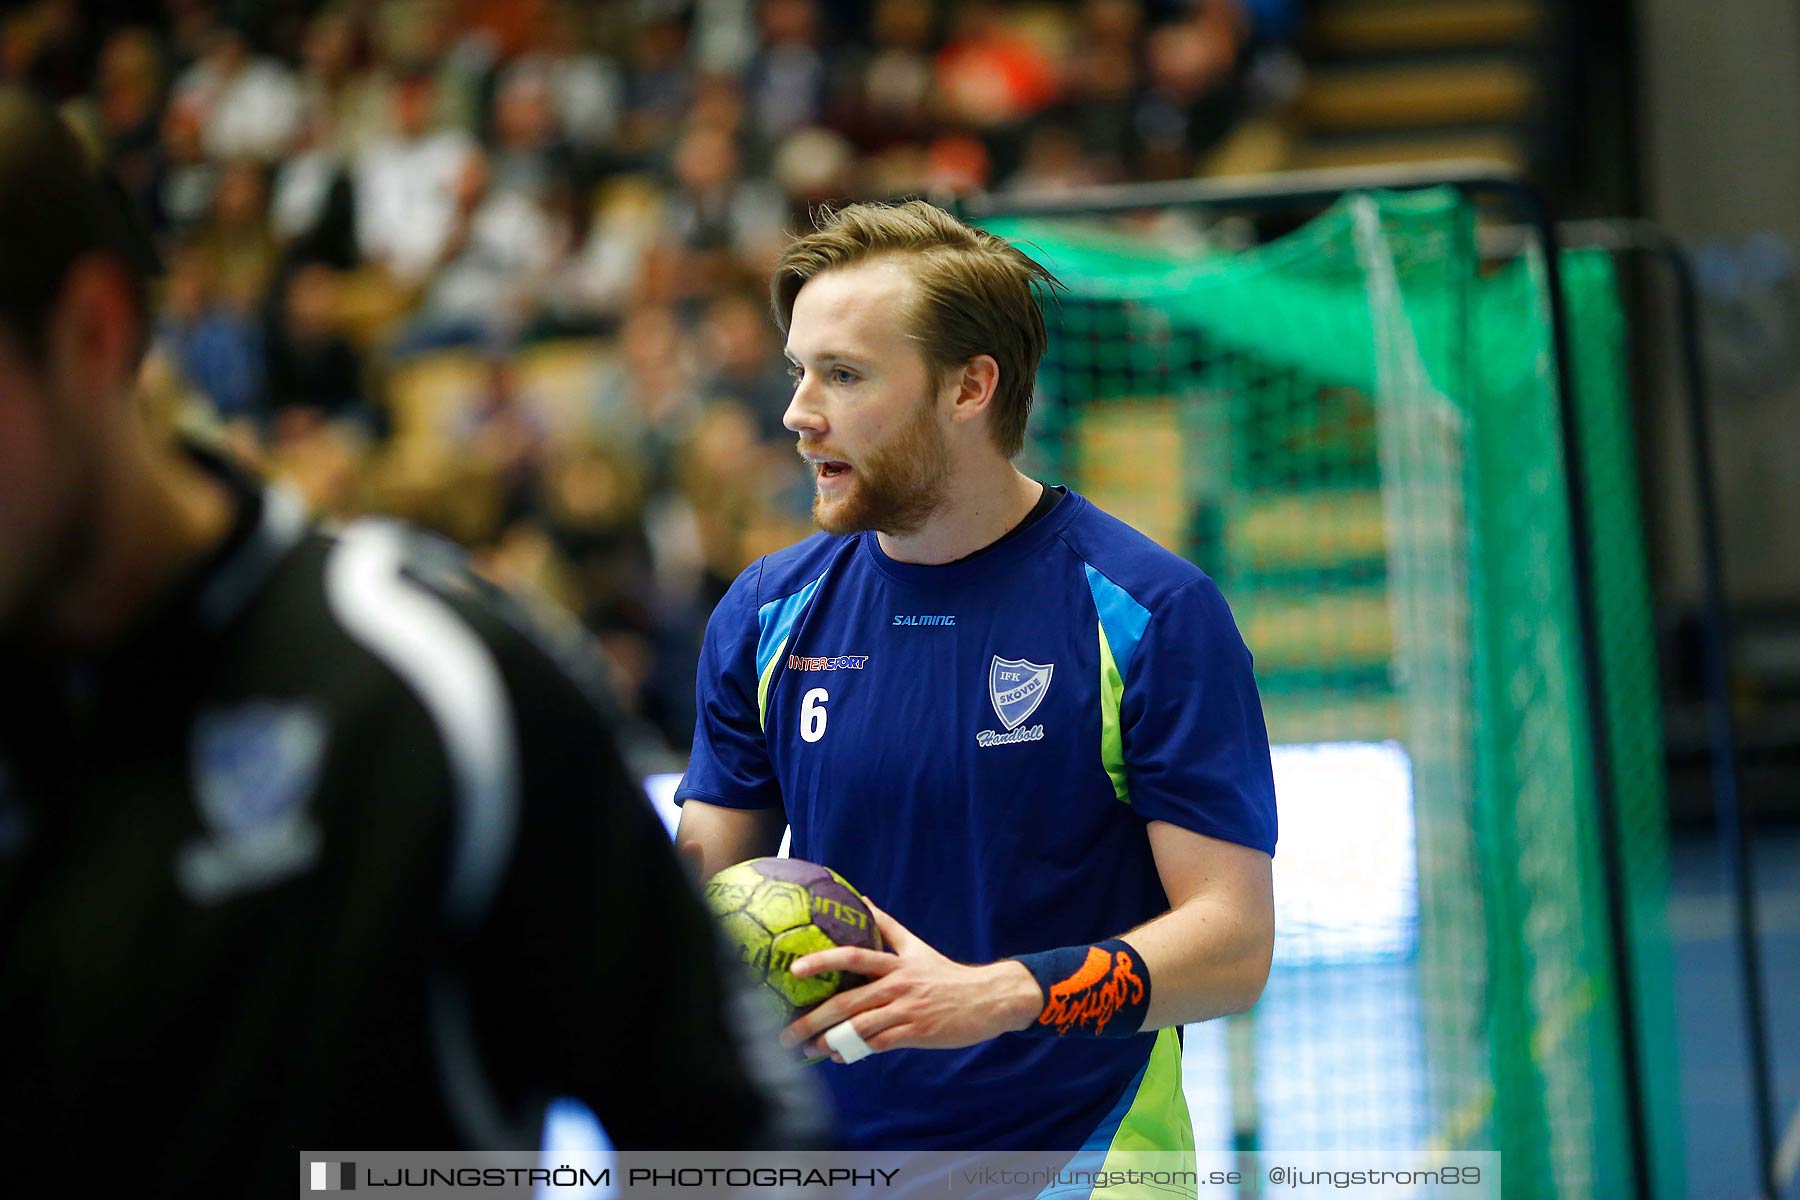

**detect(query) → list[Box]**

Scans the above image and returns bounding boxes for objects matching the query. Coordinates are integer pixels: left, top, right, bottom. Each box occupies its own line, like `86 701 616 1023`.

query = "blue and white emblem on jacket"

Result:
989 656 1054 730
178 700 327 904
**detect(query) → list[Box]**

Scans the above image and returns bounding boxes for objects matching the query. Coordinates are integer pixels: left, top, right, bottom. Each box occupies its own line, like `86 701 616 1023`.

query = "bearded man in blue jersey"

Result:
674 199 1278 1155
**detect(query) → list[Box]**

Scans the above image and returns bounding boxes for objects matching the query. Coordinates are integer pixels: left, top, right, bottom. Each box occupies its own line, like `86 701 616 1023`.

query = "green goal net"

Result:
982 187 1682 1198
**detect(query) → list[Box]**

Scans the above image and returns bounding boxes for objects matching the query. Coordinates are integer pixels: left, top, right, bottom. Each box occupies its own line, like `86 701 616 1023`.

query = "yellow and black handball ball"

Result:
704 857 885 1041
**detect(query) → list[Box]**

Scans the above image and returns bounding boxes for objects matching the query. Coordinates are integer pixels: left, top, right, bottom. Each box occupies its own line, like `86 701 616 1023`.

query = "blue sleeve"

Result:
1120 578 1277 855
676 561 783 811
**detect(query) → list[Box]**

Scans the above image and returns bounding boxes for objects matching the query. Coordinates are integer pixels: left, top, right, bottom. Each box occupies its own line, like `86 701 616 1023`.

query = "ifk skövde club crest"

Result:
989 656 1054 730
193 701 328 836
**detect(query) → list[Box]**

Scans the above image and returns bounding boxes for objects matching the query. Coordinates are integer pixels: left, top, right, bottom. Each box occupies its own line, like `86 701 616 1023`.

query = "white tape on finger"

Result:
823 1020 874 1064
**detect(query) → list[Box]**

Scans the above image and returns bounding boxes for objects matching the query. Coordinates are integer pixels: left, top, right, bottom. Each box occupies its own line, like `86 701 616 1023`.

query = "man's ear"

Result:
47 253 141 413
945 354 1001 427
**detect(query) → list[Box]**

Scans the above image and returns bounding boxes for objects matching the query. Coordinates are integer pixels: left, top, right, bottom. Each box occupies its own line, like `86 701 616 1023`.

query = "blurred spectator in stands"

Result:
772 124 857 218
616 15 692 163
266 263 377 438
744 0 830 154
490 55 578 197
262 8 377 269
923 131 992 195
560 176 666 322
162 0 218 72
512 3 623 173
663 122 785 293
474 518 585 631
653 397 814 743
151 94 218 234
1085 0 1146 50
171 24 301 162
832 0 936 155
457 0 548 64
1052 0 1144 180
1 0 84 100
539 447 652 603
355 67 479 284
195 159 278 315
158 241 265 432
689 71 748 139
410 65 579 345
692 0 754 78
1136 1 1248 179
863 139 930 197
658 122 777 300
934 1 1061 176
698 289 795 441
296 7 389 160
78 28 164 222
1006 122 1107 193
679 400 790 604
532 446 662 715
271 101 360 268
590 304 698 481
390 149 491 346
371 0 491 137
43 0 1285 754
461 356 550 528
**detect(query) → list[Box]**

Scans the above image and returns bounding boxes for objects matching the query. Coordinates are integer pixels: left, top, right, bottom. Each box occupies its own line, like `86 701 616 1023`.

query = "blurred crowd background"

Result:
4 0 1300 751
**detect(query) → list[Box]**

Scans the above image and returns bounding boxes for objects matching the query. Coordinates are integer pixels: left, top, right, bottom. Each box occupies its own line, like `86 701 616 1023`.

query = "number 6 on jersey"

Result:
800 688 829 743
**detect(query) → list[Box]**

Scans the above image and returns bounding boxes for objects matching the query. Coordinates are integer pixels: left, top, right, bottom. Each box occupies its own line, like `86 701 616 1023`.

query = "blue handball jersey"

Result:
676 488 1277 1152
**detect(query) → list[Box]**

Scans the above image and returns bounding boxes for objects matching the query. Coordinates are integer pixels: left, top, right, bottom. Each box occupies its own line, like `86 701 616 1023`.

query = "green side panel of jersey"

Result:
1097 624 1129 803
1102 1026 1197 1160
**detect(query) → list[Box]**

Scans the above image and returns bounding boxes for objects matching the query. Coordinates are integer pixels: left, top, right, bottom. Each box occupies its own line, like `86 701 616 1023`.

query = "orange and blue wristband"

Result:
1012 938 1151 1038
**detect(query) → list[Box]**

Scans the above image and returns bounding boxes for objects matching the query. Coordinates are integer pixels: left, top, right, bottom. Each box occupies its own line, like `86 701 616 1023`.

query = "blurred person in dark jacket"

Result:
0 87 821 1196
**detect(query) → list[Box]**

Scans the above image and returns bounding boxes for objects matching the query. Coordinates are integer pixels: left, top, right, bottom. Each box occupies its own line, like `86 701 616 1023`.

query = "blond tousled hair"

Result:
770 200 1060 459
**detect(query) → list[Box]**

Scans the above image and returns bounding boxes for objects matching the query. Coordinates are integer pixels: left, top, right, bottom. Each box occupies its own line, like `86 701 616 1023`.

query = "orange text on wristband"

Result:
1013 939 1150 1038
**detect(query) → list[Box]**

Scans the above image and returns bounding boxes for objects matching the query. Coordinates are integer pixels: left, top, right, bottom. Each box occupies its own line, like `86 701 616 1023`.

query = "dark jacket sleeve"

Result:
445 582 827 1150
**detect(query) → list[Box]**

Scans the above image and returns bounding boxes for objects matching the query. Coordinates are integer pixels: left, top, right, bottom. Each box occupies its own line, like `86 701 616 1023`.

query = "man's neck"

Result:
42 438 237 653
875 464 1044 566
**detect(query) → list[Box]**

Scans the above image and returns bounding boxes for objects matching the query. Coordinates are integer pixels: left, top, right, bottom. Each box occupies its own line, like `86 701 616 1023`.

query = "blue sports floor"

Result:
1664 828 1800 1199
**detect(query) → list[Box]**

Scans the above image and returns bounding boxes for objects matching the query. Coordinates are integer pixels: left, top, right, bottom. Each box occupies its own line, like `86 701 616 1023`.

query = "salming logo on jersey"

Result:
892 614 956 626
